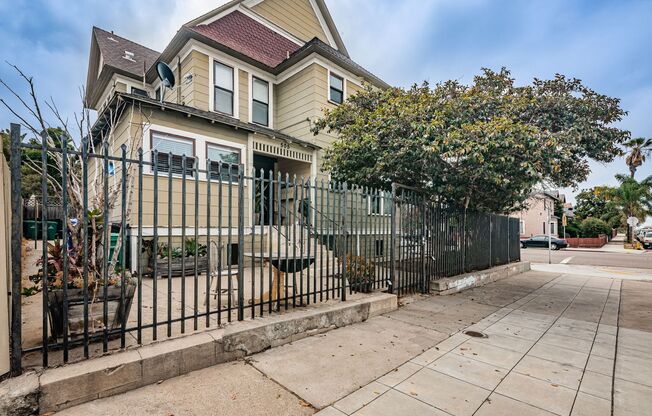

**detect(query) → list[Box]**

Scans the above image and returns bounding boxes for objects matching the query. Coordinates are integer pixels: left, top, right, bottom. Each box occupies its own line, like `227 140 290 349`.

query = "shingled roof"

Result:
93 27 160 79
191 11 300 68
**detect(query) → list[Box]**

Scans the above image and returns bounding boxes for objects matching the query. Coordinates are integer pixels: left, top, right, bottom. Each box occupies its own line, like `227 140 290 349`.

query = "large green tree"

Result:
313 68 628 213
573 186 621 223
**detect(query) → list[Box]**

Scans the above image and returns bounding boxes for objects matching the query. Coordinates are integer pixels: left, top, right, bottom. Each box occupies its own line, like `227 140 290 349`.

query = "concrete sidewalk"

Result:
59 268 652 416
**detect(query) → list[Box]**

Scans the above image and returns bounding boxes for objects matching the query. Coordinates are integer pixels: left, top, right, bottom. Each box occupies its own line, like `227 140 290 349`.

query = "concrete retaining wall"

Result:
431 261 531 295
0 292 397 414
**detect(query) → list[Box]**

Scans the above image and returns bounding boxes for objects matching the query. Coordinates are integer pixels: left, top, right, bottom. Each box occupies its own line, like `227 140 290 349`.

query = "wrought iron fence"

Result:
8 125 520 373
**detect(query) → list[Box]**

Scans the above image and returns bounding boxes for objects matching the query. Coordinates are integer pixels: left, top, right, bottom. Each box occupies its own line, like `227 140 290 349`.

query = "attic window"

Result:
123 51 135 61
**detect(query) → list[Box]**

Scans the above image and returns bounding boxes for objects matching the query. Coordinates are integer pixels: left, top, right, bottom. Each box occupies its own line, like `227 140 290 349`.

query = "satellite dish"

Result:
156 62 175 103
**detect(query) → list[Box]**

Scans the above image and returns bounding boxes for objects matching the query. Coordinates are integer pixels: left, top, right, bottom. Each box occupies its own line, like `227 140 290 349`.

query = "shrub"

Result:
580 218 611 238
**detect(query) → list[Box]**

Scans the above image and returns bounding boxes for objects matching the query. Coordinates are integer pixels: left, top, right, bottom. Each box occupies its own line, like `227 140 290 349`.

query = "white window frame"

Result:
142 123 247 183
368 192 391 216
211 60 236 117
328 70 346 105
206 143 242 182
149 132 196 178
251 76 270 127
248 72 274 128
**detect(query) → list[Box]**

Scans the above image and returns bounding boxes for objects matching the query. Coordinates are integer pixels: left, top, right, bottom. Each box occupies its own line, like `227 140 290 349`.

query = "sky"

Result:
1 0 651 222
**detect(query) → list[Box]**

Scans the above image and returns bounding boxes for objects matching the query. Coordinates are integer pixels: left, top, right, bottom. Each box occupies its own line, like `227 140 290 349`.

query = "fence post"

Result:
488 215 493 268
420 201 427 293
237 164 245 321
389 183 397 294
507 216 510 263
341 182 348 301
10 123 22 375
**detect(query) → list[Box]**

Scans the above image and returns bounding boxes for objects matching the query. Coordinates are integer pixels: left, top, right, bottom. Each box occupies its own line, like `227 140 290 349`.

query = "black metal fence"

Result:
8 124 520 373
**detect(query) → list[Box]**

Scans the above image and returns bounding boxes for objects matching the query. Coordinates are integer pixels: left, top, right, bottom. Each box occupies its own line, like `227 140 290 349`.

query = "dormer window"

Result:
329 73 344 104
252 77 269 126
213 61 234 115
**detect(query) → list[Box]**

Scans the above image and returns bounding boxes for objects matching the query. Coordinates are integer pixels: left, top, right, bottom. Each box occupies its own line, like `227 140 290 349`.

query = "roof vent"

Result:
123 51 136 62
107 36 119 43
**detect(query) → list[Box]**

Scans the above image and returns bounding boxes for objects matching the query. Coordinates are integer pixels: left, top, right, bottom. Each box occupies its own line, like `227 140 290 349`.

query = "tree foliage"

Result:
313 68 628 213
574 186 620 222
609 175 652 222
579 217 611 238
623 137 652 178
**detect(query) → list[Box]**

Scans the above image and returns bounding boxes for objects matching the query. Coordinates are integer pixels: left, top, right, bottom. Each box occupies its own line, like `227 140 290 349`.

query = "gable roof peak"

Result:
184 0 349 57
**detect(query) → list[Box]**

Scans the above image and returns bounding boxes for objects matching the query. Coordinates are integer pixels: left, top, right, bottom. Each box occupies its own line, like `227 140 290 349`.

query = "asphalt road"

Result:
520 247 652 269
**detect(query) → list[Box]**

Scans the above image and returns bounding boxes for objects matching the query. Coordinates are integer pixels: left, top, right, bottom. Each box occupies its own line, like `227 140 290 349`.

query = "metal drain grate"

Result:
464 330 488 338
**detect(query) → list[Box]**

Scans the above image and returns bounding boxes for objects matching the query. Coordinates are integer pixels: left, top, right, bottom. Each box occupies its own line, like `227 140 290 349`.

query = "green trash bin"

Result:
47 221 58 240
108 233 123 264
24 220 59 240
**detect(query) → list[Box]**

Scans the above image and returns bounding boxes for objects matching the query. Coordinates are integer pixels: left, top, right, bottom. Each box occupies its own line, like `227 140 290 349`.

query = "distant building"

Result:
513 192 560 238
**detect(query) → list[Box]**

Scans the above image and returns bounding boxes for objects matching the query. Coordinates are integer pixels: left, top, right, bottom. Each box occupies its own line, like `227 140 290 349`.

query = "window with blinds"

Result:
151 133 195 176
207 144 240 181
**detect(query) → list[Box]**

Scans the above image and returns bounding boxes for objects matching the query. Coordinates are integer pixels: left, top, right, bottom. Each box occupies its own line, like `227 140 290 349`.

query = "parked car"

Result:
642 232 652 249
520 235 568 250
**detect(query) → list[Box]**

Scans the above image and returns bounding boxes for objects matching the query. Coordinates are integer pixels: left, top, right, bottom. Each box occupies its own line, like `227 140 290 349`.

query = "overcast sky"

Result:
1 0 651 218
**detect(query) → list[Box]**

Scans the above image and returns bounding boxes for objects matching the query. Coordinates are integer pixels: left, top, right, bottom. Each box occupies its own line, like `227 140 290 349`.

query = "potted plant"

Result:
346 254 375 293
151 238 209 278
35 239 137 341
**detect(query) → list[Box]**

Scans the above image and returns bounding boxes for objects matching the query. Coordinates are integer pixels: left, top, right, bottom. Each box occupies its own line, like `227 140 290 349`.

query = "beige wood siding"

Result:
0 155 11 375
275 63 319 144
346 80 363 97
104 110 250 227
115 81 127 93
312 65 339 149
239 69 249 122
180 50 210 111
252 0 328 43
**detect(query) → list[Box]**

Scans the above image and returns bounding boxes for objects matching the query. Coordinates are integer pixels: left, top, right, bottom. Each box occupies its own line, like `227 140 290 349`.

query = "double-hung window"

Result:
207 144 241 182
214 61 234 115
151 133 195 176
252 77 269 126
329 73 344 104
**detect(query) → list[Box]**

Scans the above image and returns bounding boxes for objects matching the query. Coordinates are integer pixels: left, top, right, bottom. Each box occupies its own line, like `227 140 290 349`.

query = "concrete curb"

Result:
431 261 531 295
8 292 396 414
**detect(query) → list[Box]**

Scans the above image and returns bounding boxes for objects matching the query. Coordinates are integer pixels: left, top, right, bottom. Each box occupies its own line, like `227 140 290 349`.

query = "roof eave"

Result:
93 92 320 150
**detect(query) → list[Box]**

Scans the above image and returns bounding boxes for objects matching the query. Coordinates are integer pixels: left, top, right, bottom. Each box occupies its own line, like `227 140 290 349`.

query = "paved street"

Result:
58 262 652 416
521 247 652 269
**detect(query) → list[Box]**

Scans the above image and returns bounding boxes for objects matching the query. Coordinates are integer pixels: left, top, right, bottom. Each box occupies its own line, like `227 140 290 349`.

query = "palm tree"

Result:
623 137 652 178
610 174 652 243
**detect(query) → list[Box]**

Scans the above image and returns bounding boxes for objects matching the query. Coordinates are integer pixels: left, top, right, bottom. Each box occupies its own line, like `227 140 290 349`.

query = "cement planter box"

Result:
47 285 136 341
